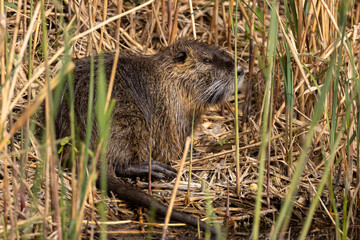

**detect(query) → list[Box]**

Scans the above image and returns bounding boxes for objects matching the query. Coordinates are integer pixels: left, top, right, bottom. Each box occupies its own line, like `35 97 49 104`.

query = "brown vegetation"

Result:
1 0 360 239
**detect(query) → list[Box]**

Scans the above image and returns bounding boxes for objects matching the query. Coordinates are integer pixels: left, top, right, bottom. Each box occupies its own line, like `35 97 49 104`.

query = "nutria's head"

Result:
158 41 244 106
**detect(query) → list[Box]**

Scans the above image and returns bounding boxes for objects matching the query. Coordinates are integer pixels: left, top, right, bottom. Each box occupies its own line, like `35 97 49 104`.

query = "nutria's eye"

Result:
203 58 211 64
175 51 187 63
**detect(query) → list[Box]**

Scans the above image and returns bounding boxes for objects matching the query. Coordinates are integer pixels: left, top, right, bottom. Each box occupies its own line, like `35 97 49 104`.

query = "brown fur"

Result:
57 40 244 235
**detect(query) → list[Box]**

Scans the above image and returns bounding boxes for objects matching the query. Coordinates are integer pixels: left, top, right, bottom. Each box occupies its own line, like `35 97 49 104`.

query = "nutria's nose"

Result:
237 66 244 77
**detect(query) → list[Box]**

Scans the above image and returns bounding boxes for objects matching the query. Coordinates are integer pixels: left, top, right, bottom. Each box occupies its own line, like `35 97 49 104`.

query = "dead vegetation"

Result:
1 0 360 239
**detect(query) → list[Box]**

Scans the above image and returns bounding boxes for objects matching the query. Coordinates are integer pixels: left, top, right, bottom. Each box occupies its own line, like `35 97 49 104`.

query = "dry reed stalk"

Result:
209 0 219 45
169 0 180 44
188 0 196 39
99 0 108 50
162 137 191 240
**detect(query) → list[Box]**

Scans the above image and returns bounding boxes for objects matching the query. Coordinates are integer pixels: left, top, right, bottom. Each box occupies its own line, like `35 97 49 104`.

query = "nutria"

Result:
56 40 244 236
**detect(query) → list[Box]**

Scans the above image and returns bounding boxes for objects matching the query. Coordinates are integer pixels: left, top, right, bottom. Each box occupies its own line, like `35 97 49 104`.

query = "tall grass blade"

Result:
252 0 278 239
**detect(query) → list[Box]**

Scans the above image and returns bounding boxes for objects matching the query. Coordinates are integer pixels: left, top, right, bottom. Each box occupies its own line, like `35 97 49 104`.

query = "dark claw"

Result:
187 147 201 158
148 172 166 179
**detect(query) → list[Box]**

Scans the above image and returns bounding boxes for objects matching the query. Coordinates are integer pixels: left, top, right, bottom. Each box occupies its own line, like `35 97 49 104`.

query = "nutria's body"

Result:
57 40 244 235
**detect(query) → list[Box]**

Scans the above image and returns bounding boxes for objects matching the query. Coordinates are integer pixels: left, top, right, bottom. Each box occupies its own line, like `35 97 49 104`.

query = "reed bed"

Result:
1 0 360 239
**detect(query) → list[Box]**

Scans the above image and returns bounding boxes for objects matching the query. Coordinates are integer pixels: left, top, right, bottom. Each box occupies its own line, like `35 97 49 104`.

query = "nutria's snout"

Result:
236 66 245 91
237 66 244 77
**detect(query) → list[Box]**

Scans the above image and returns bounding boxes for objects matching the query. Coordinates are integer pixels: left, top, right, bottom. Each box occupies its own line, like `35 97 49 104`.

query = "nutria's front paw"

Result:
116 160 177 179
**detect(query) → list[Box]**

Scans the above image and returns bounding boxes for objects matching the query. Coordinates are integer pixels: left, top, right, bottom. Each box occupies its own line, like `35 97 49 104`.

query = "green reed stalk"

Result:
96 55 114 240
328 2 351 239
282 0 294 167
251 0 278 239
229 0 240 198
187 107 195 202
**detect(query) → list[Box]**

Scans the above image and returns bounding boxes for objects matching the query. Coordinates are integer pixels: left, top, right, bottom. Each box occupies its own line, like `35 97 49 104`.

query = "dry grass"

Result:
1 0 360 239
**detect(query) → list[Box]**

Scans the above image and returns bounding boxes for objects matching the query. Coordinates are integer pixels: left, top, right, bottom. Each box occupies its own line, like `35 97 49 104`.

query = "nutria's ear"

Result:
174 51 187 63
